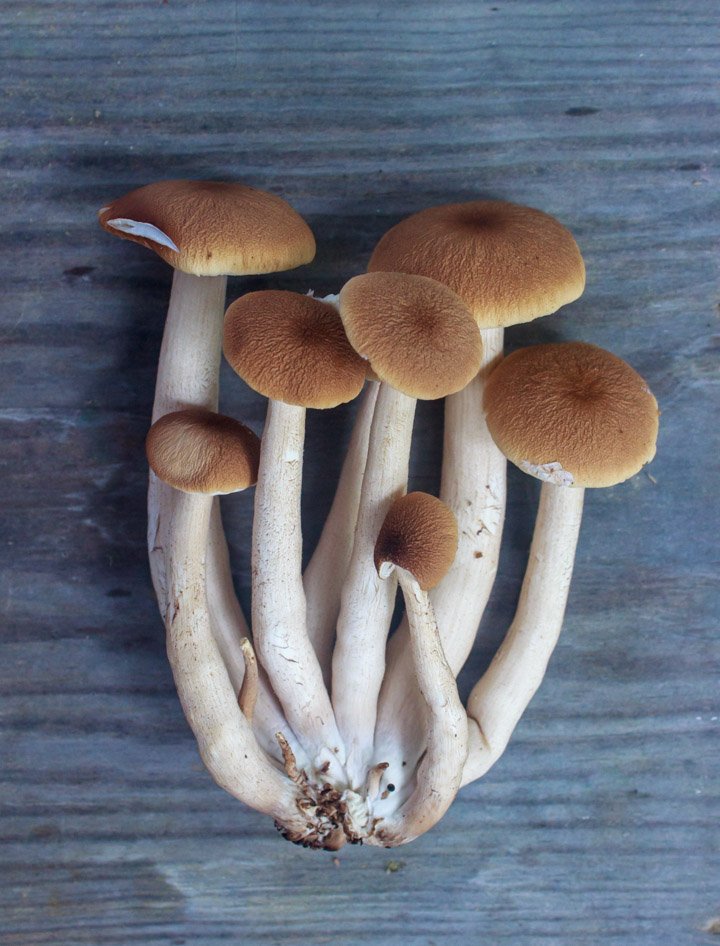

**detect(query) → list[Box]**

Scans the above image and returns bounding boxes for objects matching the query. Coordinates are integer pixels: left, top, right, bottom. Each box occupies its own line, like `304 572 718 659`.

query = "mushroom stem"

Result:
331 384 417 785
148 271 227 611
433 326 506 665
462 482 585 785
303 380 380 684
147 270 292 761
205 497 249 686
251 399 344 776
163 489 301 823
204 498 292 760
373 327 505 787
369 568 468 846
151 271 228 423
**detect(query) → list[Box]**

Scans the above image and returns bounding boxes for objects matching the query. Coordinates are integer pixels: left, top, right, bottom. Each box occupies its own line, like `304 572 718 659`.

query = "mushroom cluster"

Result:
100 181 659 849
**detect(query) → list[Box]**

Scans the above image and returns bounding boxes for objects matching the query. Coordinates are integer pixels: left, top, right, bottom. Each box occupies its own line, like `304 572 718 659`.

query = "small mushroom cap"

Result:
374 492 458 590
338 272 483 399
223 291 367 408
98 180 316 277
484 342 659 488
368 201 585 328
146 408 260 494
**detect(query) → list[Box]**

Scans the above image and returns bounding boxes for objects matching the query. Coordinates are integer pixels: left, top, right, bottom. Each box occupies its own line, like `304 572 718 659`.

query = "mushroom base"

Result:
271 756 405 849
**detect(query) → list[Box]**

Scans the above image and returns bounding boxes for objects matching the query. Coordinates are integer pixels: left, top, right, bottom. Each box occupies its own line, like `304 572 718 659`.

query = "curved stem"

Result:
462 482 585 785
331 385 417 786
251 399 344 776
146 270 294 762
303 381 380 685
205 497 291 761
373 327 505 791
205 497 248 689
164 491 301 823
369 569 467 846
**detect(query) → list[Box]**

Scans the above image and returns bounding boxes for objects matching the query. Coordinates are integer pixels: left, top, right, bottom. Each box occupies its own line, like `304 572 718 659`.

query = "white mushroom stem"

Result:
303 380 380 684
148 271 228 609
163 489 302 825
150 271 228 423
331 384 417 786
205 497 249 687
369 568 468 846
462 482 585 786
146 269 293 762
373 327 506 786
204 498 293 761
251 399 345 777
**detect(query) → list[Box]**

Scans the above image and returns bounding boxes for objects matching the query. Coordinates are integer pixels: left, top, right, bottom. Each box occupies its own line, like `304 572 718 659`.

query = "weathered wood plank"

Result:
1 0 718 943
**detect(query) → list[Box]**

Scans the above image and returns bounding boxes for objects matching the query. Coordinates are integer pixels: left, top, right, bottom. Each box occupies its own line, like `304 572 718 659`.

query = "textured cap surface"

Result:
339 272 483 399
368 201 585 327
146 408 260 494
374 492 458 590
98 180 316 276
484 342 659 488
223 291 366 408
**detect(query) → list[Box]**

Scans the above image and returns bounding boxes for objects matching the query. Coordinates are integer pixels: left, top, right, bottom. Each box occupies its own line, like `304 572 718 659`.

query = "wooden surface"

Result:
1 1 718 943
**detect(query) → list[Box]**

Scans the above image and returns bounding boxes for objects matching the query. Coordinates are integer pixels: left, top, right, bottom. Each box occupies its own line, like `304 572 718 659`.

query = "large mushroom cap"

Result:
98 180 316 277
374 492 458 590
223 291 367 409
146 408 261 494
484 342 659 488
338 272 483 399
368 201 585 327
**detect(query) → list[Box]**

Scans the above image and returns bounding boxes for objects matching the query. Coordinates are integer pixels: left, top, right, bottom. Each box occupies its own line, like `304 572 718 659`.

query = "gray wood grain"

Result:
1 0 718 943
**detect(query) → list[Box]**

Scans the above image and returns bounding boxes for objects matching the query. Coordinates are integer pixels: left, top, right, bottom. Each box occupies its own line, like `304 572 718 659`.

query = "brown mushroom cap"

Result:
374 492 458 590
223 291 367 408
368 201 585 328
484 342 659 488
146 408 261 494
338 272 483 399
98 180 316 277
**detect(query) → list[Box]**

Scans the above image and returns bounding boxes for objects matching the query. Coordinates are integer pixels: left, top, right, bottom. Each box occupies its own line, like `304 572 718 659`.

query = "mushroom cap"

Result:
484 342 659 488
98 180 316 277
338 272 483 399
368 200 585 328
374 492 458 590
146 408 261 494
223 291 367 408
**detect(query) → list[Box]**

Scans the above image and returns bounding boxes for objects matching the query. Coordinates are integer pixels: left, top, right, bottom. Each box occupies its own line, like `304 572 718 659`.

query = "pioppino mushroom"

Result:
224 290 366 780
146 408 260 495
372 492 467 845
99 180 316 423
100 181 316 762
463 341 659 783
331 271 482 786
